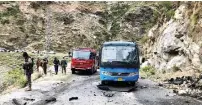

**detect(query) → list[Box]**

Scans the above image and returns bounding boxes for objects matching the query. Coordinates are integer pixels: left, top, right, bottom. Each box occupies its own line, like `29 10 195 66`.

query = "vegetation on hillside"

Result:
0 1 188 52
140 66 156 77
4 68 27 88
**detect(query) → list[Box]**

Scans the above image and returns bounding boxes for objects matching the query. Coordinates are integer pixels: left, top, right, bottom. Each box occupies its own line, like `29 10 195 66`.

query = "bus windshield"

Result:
73 51 91 60
101 46 138 63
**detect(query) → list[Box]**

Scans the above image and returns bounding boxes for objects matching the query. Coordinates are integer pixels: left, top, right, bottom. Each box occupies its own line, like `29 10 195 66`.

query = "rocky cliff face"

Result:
142 2 202 72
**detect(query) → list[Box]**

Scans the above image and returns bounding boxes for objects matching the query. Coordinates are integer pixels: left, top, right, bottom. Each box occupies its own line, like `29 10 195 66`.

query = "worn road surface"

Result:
0 66 202 105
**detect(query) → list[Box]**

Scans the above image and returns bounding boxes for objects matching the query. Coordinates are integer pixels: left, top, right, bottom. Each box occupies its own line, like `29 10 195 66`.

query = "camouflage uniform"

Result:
61 58 67 74
23 56 33 90
42 58 48 75
36 58 41 72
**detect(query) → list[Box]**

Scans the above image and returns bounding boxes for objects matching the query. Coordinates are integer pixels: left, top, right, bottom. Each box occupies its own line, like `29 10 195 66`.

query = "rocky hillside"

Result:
0 1 202 73
0 1 178 52
142 2 202 73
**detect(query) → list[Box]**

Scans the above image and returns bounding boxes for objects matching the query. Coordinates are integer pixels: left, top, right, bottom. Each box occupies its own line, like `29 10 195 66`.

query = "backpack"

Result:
23 57 34 74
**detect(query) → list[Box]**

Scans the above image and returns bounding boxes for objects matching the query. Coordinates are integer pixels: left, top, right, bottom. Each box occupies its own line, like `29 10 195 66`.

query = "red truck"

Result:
70 48 97 74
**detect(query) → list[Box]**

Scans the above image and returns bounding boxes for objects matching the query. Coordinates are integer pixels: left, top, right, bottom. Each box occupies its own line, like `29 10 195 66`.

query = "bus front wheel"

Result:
101 81 108 85
129 81 136 86
71 69 76 74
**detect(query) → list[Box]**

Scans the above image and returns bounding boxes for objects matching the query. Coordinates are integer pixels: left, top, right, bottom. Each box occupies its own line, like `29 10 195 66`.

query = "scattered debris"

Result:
173 90 178 93
184 100 190 103
12 99 21 105
141 77 146 79
165 75 202 99
97 84 110 91
69 97 78 101
23 98 35 101
103 92 114 97
178 90 188 96
45 97 57 103
12 99 27 105
97 84 136 92
140 86 148 89
158 83 163 87
108 100 113 102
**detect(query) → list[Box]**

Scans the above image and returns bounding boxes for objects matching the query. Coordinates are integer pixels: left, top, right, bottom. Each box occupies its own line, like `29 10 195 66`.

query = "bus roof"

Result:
103 41 136 46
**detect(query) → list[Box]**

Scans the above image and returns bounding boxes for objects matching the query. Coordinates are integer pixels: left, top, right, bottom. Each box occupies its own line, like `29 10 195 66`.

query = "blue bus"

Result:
99 41 140 85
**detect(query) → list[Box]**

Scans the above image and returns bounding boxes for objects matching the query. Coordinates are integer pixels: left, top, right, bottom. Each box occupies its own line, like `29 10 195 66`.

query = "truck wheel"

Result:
89 69 94 75
71 69 76 74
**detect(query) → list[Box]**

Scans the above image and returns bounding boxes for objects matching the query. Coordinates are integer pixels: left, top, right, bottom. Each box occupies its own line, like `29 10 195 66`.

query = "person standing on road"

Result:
31 58 34 74
42 58 48 75
36 58 41 72
61 57 67 74
22 52 33 91
53 57 60 75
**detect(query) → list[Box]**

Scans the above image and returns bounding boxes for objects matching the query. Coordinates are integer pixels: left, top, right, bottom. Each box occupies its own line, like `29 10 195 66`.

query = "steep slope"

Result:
142 2 202 72
0 1 167 52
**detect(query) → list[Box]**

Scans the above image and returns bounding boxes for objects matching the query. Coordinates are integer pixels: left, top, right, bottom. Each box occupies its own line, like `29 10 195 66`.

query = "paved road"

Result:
0 69 202 105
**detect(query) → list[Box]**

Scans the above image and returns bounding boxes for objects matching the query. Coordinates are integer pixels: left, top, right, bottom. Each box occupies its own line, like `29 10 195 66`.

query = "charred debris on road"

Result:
160 74 202 99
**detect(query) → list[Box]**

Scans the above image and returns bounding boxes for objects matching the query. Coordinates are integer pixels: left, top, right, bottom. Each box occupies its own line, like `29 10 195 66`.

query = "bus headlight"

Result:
128 72 138 76
101 71 111 76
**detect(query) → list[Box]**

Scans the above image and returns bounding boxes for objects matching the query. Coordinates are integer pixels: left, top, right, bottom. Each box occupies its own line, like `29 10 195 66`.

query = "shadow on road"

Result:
97 81 137 92
74 70 99 76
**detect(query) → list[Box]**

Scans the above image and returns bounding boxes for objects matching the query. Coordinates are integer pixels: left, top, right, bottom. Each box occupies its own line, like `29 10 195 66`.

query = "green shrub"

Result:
0 5 21 24
156 1 176 20
191 14 198 26
0 52 24 68
4 68 27 88
140 35 149 44
141 66 156 76
16 19 25 26
159 1 173 10
172 65 180 72
166 9 175 19
1 19 9 25
0 5 20 18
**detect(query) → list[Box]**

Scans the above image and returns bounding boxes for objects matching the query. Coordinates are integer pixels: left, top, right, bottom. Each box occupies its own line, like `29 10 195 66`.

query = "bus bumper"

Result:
100 74 139 82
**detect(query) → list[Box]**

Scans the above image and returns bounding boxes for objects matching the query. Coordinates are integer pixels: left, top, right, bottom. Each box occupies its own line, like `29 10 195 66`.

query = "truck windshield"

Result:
73 51 90 60
101 46 138 63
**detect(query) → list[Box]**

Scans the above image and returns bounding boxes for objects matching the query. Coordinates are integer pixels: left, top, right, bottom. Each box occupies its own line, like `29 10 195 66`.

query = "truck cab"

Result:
71 48 97 74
